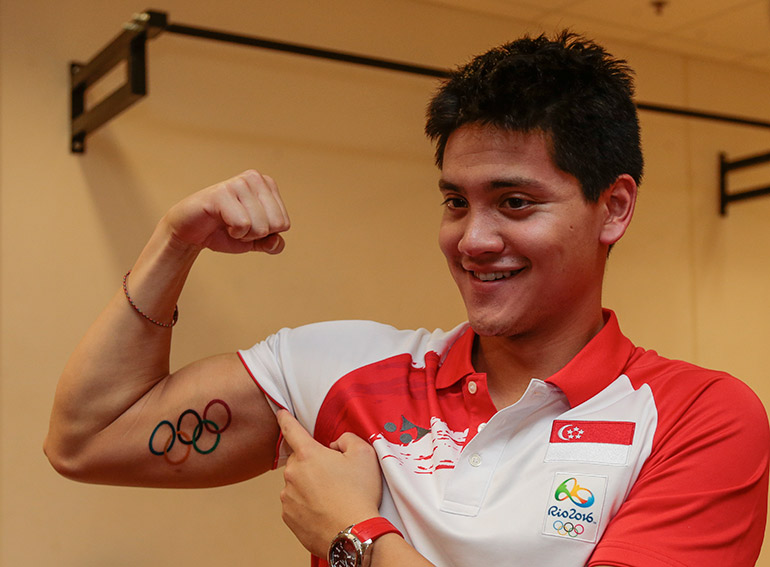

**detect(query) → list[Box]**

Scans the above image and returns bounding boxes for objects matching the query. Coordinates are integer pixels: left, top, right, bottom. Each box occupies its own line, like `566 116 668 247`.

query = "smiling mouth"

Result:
472 269 522 281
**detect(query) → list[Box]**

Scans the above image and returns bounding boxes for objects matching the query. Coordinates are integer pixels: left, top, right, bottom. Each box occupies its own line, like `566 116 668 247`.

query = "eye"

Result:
502 197 531 210
441 196 468 209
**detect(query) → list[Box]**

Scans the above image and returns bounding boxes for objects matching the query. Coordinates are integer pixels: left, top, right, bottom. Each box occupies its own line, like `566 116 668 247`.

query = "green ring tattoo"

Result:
192 420 221 454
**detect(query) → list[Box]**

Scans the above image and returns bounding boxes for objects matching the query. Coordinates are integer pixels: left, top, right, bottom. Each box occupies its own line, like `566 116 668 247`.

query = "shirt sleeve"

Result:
589 372 769 567
237 320 443 467
238 322 366 430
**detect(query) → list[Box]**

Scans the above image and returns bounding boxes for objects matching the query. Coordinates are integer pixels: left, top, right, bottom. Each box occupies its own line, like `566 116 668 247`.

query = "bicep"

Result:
74 353 280 488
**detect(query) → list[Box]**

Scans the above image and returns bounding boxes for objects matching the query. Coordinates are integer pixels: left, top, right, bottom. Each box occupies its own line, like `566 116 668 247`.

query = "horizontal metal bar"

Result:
71 30 137 91
723 184 770 204
636 102 770 130
161 20 770 130
72 82 145 139
163 22 450 79
71 12 162 88
722 150 770 171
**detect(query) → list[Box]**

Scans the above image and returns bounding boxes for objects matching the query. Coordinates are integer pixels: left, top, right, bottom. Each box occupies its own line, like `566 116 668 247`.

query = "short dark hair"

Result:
425 31 643 202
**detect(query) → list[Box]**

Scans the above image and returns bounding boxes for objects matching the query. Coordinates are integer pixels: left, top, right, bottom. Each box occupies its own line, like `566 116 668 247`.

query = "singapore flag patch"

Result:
545 420 635 466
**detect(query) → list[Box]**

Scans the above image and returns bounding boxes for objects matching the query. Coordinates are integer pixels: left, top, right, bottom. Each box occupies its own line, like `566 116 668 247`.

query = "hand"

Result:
277 410 383 558
163 169 290 255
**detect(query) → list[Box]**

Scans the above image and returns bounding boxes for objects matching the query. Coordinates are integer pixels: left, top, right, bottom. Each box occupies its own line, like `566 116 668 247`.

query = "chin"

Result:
467 316 518 338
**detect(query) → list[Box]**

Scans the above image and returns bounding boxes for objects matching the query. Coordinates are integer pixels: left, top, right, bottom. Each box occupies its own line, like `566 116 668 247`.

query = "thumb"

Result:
329 431 369 454
251 233 286 255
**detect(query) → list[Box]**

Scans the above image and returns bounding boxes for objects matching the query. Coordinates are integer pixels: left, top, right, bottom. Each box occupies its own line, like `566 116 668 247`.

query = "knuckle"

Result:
252 226 271 239
227 224 249 239
282 460 301 481
219 180 242 199
242 169 266 189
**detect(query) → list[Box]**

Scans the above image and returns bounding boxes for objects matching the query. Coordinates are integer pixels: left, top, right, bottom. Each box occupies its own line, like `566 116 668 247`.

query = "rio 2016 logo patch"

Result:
542 473 607 543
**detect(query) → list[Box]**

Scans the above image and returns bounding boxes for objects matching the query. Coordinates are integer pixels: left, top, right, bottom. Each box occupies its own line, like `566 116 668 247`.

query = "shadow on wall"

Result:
77 131 161 271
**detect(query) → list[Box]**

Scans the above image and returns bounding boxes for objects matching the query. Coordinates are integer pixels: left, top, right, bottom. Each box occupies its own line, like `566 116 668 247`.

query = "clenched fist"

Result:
163 170 291 255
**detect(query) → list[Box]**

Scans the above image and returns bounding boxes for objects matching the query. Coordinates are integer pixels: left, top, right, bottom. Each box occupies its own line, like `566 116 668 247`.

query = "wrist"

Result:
328 518 402 567
364 533 403 567
156 213 206 257
124 224 201 324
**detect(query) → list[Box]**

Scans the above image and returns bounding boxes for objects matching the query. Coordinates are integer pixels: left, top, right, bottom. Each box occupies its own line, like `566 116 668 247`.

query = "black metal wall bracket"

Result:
70 11 166 153
719 151 770 215
69 8 448 154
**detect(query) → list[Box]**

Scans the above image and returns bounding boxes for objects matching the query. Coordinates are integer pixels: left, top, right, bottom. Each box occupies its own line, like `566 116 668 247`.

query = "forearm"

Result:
45 218 200 469
368 534 435 567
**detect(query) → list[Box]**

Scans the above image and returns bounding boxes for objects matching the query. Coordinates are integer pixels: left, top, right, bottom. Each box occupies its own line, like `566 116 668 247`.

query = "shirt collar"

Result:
435 310 636 406
436 324 476 389
545 309 636 407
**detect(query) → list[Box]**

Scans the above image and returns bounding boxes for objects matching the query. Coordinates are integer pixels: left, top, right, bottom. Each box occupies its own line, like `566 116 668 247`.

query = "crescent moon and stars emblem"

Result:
557 423 585 441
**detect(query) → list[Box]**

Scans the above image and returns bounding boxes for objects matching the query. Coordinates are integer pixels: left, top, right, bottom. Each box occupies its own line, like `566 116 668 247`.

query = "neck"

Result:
473 308 606 409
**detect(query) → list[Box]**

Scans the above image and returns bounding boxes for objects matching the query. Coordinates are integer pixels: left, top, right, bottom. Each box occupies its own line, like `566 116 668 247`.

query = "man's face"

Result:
438 123 610 340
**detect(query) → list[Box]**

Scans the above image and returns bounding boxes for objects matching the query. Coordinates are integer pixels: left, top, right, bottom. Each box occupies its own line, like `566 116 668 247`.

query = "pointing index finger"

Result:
276 409 315 453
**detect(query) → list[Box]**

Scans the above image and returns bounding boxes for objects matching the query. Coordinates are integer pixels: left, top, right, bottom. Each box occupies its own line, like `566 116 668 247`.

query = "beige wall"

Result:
2 0 769 565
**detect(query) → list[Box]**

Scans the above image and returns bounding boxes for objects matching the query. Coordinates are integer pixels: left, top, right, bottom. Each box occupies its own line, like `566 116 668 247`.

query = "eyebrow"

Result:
438 176 547 192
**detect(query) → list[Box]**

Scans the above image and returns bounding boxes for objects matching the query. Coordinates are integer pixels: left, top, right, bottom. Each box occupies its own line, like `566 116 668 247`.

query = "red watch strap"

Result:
350 517 403 543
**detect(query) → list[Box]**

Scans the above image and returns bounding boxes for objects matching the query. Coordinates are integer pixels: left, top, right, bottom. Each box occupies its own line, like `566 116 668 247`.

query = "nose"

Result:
456 210 504 257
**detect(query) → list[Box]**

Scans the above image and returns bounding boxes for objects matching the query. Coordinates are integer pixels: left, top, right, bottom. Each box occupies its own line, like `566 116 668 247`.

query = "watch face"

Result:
329 537 359 567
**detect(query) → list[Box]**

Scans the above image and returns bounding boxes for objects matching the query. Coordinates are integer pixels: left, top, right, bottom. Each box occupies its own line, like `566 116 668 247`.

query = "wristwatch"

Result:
328 517 402 567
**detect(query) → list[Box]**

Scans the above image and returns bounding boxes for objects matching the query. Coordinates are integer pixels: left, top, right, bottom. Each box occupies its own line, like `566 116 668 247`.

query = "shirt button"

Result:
469 453 482 467
477 422 487 433
468 380 478 394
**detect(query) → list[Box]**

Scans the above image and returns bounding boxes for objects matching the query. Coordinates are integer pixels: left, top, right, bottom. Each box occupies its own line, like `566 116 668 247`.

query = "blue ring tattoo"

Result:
149 420 175 455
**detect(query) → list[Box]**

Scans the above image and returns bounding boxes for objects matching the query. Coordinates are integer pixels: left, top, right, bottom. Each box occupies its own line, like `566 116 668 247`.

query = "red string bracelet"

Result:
122 270 179 328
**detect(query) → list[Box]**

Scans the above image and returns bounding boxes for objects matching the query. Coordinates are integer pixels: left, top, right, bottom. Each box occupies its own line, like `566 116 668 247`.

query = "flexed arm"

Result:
45 170 290 488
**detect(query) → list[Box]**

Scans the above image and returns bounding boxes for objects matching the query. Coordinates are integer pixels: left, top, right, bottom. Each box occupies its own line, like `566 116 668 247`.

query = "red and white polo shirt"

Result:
238 310 769 567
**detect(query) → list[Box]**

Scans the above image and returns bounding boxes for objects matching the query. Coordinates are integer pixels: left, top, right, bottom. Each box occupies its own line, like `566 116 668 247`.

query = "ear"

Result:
599 174 637 246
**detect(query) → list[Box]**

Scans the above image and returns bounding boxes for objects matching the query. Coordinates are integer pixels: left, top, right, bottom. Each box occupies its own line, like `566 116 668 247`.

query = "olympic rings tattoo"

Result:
553 520 585 538
149 399 232 465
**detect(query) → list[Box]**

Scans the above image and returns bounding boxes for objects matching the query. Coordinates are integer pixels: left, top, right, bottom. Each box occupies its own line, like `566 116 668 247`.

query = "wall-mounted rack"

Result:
70 9 770 215
69 9 446 154
720 151 770 215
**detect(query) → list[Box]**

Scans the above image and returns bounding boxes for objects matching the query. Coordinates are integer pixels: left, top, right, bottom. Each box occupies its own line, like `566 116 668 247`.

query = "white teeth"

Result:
475 271 514 281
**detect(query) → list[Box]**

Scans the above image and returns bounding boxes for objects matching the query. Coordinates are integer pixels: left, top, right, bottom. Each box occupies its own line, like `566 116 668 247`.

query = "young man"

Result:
46 32 768 567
